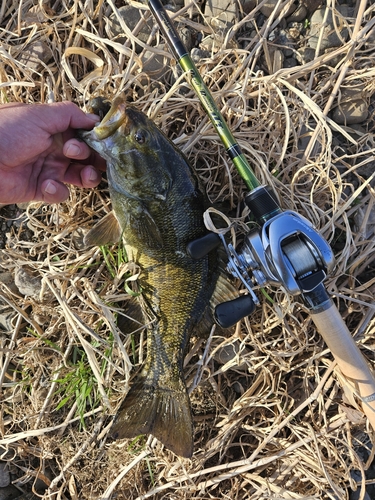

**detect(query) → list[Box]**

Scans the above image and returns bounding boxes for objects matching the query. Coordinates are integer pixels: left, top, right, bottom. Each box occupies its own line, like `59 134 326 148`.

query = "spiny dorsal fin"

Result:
84 211 122 247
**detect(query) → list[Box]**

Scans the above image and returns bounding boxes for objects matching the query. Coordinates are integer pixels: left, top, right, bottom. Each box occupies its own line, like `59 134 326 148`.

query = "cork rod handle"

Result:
311 300 375 428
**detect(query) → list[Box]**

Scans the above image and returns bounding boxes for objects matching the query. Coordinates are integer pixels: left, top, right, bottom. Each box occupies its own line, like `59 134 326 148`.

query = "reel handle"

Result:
187 233 221 260
311 300 375 428
214 295 256 328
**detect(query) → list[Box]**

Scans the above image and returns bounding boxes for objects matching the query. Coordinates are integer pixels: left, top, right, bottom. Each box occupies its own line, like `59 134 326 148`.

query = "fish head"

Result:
80 97 173 201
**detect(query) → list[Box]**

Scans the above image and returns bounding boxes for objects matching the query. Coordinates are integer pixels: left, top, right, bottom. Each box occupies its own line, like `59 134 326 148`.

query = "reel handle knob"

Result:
214 295 256 328
187 232 221 260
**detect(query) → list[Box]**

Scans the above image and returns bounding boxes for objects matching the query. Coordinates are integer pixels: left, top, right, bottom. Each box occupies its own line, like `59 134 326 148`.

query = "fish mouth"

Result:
92 97 147 140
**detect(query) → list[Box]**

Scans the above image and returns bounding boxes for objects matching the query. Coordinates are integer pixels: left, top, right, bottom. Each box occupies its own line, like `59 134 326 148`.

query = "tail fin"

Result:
111 367 194 458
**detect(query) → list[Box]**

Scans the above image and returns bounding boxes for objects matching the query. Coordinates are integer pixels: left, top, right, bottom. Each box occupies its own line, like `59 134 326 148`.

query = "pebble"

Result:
259 0 296 18
106 5 153 53
242 0 257 15
332 99 368 125
308 5 350 52
332 87 368 125
191 48 211 63
17 41 52 73
349 470 371 500
205 0 237 31
0 272 18 295
283 57 298 68
0 463 10 488
0 484 20 500
297 121 322 157
213 339 249 372
14 267 42 297
286 4 307 23
296 46 316 64
275 29 295 57
141 44 171 82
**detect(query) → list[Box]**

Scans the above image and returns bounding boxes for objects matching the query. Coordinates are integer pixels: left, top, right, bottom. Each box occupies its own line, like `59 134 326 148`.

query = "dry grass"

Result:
1 0 375 498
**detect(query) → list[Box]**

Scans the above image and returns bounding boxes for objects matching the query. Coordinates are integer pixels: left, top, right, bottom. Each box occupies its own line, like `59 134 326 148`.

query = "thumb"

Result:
40 101 99 134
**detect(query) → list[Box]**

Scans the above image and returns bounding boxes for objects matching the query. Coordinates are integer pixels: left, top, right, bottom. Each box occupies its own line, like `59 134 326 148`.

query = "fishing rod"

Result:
147 0 375 427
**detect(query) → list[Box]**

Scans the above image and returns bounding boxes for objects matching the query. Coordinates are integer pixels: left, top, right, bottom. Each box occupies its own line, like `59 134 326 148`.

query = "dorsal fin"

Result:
84 211 122 247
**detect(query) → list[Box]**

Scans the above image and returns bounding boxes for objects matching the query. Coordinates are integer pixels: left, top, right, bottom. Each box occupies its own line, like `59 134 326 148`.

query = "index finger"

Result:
63 138 107 170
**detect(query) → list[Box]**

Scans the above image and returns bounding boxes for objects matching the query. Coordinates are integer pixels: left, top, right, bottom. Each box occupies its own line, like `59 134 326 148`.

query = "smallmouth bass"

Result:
80 97 224 458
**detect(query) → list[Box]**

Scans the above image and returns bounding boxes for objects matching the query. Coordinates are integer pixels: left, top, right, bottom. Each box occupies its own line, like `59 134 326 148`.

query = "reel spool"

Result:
187 186 335 328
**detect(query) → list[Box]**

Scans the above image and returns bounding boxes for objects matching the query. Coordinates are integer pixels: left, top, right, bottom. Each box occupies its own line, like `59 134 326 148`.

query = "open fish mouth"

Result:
93 98 128 139
86 97 149 141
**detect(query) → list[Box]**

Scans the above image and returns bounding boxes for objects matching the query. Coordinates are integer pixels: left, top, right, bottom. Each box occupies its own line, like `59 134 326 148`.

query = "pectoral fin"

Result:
84 211 122 247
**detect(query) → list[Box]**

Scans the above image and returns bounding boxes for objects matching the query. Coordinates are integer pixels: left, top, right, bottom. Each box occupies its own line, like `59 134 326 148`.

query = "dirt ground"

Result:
1 1 375 499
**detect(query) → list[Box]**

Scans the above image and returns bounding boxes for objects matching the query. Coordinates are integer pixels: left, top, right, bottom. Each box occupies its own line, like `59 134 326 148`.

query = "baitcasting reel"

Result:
187 186 335 328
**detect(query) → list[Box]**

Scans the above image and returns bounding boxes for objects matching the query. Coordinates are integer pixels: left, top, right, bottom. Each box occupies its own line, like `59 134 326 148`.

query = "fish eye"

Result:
134 130 147 144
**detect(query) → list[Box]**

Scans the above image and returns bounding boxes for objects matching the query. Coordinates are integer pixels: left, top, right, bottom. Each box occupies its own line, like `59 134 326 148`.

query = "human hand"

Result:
0 101 106 204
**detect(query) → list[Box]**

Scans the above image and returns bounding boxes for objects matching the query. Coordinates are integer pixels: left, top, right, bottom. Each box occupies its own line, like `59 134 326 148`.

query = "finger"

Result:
63 163 102 188
80 164 102 188
40 180 70 204
63 138 92 160
35 101 100 135
63 138 107 170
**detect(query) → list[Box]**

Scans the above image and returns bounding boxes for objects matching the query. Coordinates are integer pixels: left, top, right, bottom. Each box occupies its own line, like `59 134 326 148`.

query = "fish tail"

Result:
111 367 194 458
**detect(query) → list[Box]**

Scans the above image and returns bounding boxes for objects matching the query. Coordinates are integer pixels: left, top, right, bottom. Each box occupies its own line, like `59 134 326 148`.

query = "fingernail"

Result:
44 182 57 195
86 113 100 121
66 143 81 157
88 167 98 182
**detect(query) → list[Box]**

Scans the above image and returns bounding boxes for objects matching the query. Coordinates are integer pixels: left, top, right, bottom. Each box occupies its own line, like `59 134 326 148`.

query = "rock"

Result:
260 0 296 18
178 26 195 53
191 48 211 63
0 272 18 295
283 57 298 68
22 4 55 25
0 484 20 500
308 5 350 52
287 4 308 23
332 85 369 125
332 99 368 125
14 267 41 297
297 46 316 64
203 0 239 50
288 23 303 40
205 0 237 29
241 0 257 15
140 44 171 82
0 462 10 488
17 41 52 72
302 0 324 15
213 339 249 372
349 470 371 500
354 203 375 240
274 29 296 57
106 5 153 53
297 121 322 157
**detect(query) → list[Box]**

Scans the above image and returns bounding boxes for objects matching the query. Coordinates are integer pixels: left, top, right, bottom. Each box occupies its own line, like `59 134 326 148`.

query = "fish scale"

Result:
80 96 221 457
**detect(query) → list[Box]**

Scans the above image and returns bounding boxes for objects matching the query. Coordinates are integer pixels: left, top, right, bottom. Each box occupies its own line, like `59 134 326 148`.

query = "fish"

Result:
79 96 227 458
